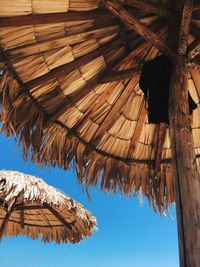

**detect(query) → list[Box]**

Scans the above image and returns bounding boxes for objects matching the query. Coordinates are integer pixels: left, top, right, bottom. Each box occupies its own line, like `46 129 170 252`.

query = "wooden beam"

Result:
154 123 167 173
190 23 200 39
20 210 24 229
115 25 167 69
192 7 200 19
56 24 166 110
15 204 74 229
103 0 174 57
40 210 53 227
127 101 146 158
14 204 49 211
99 27 166 83
193 3 200 11
8 24 119 58
118 0 171 18
178 0 194 55
0 9 112 27
168 1 200 267
188 62 200 70
24 37 123 90
5 220 63 228
187 38 200 59
14 203 72 216
100 65 141 83
188 24 200 59
48 206 72 230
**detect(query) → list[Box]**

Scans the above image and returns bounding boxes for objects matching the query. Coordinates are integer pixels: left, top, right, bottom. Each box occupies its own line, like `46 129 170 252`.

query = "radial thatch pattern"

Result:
0 170 96 243
0 0 200 211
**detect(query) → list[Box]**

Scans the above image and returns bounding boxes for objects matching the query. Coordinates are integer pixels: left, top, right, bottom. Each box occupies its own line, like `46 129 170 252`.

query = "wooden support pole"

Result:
168 1 200 266
0 199 16 240
170 55 200 267
0 209 12 240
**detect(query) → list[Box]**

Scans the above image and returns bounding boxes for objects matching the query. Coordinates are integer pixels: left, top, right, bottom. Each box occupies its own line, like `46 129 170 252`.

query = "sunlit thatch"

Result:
0 0 200 212
0 170 96 243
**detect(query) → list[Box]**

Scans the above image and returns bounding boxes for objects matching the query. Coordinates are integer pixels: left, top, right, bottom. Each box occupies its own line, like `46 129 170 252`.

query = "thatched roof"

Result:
0 170 96 243
0 0 200 211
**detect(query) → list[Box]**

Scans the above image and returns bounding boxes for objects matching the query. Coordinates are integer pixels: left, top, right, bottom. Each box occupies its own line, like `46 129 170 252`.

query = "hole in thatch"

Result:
0 69 4 77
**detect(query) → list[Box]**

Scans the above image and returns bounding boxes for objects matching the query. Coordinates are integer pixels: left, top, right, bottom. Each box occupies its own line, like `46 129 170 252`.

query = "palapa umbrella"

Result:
0 170 96 243
0 0 200 265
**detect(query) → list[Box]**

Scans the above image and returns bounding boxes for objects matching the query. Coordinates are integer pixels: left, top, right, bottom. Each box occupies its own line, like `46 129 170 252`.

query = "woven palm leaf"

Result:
0 170 96 243
0 0 200 212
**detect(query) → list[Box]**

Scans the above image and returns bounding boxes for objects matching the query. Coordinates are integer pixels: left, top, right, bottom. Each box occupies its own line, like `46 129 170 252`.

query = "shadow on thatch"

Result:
0 0 200 213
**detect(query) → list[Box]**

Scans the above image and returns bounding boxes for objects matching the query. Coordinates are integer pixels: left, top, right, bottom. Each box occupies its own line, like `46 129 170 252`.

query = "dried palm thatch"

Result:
0 0 200 212
0 170 96 243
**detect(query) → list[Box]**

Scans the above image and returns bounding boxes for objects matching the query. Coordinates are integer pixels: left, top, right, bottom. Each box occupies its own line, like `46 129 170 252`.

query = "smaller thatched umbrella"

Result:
0 170 96 243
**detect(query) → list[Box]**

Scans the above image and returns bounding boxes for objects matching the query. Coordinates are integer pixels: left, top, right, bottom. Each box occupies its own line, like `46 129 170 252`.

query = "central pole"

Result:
168 1 200 266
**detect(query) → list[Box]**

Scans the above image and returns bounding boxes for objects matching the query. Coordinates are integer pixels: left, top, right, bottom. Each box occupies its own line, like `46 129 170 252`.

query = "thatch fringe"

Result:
0 0 200 222
0 70 175 212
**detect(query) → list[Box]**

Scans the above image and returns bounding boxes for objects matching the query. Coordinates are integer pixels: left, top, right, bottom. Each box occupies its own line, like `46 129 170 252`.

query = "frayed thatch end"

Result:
0 170 97 243
36 125 175 212
1 0 200 218
0 70 176 213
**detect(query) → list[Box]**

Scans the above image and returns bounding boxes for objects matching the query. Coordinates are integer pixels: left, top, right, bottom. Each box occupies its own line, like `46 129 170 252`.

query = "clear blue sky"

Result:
0 133 179 267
